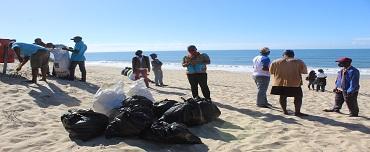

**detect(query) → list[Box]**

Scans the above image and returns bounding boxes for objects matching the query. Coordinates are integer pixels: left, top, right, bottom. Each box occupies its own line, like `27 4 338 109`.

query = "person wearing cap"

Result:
252 47 272 108
269 50 308 116
315 69 327 92
323 57 360 117
132 50 151 87
34 38 46 47
150 53 166 87
10 42 50 83
63 36 87 82
182 45 211 100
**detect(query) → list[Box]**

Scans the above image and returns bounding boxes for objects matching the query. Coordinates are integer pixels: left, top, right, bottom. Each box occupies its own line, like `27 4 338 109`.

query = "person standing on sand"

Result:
10 42 50 83
132 50 151 88
252 47 272 108
182 45 211 100
150 53 167 87
306 70 317 90
323 57 360 117
315 69 327 92
269 50 308 116
62 36 87 82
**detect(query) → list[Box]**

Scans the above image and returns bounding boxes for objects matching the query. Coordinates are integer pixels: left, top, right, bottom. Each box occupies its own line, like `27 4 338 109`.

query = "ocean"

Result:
84 49 370 75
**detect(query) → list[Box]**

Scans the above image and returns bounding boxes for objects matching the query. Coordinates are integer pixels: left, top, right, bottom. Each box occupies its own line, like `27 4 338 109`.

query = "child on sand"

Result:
315 69 327 92
306 70 317 90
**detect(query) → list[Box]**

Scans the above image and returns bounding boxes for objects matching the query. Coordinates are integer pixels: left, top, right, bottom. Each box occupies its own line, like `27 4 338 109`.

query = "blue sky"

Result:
2 0 370 52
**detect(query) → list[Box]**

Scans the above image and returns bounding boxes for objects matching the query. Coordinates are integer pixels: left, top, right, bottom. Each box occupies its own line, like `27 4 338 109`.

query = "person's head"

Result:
46 43 55 48
260 47 270 56
309 70 316 75
135 50 143 57
34 38 42 44
187 45 198 54
283 49 294 58
336 57 352 68
318 69 324 73
70 36 82 43
150 53 157 59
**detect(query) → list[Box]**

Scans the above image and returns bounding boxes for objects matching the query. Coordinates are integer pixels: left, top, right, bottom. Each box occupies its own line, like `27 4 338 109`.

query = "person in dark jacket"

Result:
150 53 167 87
306 70 317 90
323 57 360 117
132 50 151 87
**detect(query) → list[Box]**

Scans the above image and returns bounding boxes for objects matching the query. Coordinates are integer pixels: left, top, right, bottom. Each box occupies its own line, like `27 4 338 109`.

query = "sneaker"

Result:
257 105 270 108
349 114 359 117
295 112 309 117
323 109 340 113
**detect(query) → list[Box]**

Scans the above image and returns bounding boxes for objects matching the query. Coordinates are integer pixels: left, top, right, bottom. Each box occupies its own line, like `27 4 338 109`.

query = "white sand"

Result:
0 65 370 152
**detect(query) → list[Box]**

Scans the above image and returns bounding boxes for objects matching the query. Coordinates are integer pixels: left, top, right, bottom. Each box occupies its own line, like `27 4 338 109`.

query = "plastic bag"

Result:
50 45 70 77
61 109 109 141
105 106 154 138
196 98 221 122
160 99 206 126
153 99 179 118
141 121 202 144
127 79 155 102
93 81 126 116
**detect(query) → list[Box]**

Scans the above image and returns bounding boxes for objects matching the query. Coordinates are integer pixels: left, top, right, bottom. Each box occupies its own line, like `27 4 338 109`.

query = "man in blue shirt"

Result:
11 42 49 83
323 57 360 117
63 36 87 82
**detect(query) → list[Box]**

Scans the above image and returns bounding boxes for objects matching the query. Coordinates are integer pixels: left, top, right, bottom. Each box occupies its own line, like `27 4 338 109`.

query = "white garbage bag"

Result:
93 81 126 116
50 45 70 77
127 78 155 102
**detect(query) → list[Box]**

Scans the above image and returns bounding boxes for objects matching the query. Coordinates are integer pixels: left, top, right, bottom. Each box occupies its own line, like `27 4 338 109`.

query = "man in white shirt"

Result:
252 47 272 108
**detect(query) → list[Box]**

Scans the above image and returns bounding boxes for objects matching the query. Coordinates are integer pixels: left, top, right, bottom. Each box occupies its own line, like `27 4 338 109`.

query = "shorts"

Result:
30 49 49 69
270 86 303 97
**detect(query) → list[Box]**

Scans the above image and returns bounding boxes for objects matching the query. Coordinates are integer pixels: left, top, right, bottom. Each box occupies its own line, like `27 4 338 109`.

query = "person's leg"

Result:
294 96 306 116
158 69 164 86
198 73 211 99
141 69 149 87
69 61 78 80
40 51 49 81
321 85 325 92
254 76 270 106
316 85 320 92
154 70 160 85
333 91 345 111
279 95 288 115
344 92 359 116
78 61 86 82
187 74 199 98
31 68 38 83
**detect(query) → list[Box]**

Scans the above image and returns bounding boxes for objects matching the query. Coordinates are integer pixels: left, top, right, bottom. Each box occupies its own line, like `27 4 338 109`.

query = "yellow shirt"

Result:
269 57 308 87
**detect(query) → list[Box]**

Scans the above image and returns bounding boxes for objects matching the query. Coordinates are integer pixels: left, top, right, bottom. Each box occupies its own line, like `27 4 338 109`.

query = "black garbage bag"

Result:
105 106 155 138
153 99 179 118
123 95 153 109
196 99 221 122
160 98 206 126
121 67 132 76
61 109 109 141
141 121 202 144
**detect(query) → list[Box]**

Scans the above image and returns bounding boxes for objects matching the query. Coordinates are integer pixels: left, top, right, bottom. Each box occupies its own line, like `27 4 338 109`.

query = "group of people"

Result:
131 45 212 102
252 47 360 117
9 36 87 83
306 69 327 92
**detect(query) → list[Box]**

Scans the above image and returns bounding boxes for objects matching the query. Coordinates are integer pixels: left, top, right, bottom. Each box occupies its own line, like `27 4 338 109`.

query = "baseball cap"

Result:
335 57 352 63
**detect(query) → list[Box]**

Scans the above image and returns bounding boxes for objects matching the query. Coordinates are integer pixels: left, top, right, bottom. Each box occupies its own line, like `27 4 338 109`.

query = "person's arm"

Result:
261 57 270 71
182 56 190 67
16 56 29 71
203 54 210 64
269 62 275 75
146 57 151 72
301 61 308 74
132 57 137 72
347 69 360 95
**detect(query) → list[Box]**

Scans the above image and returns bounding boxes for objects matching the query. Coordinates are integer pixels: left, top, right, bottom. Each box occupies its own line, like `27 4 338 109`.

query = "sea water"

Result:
85 49 370 75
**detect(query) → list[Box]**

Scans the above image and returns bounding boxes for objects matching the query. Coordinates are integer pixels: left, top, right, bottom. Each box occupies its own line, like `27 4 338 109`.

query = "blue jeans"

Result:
253 76 270 106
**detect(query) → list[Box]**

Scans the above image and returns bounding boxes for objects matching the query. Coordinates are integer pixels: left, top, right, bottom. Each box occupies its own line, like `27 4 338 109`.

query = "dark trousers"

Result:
69 61 86 81
333 91 359 115
279 96 303 114
187 73 210 99
316 85 325 92
308 80 315 90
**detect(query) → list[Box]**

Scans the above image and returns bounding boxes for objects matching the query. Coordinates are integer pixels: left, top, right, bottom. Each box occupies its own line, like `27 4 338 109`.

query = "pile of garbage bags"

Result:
61 80 221 144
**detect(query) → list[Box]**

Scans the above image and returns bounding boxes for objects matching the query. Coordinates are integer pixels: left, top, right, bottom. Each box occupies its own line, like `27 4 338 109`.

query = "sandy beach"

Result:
0 65 369 152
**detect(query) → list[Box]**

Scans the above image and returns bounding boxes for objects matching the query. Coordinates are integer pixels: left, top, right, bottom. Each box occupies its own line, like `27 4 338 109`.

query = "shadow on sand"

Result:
150 87 187 96
55 78 100 94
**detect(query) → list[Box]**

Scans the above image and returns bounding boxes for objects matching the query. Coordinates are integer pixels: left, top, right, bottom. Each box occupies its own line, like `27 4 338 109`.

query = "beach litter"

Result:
93 81 126 116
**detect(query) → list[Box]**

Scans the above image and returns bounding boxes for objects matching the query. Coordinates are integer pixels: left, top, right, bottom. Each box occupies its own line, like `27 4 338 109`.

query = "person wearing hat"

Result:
252 47 272 108
323 57 360 117
11 42 50 83
269 50 308 116
132 50 151 87
63 36 87 82
150 53 166 87
182 45 211 100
